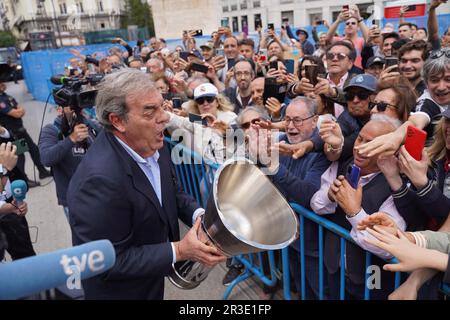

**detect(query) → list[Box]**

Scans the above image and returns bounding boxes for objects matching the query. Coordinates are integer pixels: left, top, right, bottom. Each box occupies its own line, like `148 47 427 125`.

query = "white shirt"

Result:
310 162 406 259
115 136 205 263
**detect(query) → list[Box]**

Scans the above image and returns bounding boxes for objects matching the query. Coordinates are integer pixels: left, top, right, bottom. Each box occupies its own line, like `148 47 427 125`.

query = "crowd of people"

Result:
0 1 450 300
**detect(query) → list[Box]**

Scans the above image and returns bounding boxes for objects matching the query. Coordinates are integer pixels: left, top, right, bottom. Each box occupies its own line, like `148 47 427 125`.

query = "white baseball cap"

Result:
193 83 218 100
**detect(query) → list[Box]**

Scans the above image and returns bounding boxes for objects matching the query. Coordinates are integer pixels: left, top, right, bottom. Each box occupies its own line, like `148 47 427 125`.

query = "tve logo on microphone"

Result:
59 250 106 290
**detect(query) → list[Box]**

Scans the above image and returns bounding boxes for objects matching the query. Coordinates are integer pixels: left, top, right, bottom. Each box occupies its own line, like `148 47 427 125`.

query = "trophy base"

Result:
168 260 210 290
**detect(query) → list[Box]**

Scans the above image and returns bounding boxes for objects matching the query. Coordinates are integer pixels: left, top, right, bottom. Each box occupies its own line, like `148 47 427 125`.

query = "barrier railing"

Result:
164 137 450 300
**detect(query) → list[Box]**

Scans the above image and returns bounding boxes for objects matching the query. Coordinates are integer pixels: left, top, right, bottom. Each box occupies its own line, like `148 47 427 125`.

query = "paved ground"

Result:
4 80 265 300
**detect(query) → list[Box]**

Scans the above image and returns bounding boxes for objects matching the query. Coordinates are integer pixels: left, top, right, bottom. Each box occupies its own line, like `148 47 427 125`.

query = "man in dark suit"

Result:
67 69 226 300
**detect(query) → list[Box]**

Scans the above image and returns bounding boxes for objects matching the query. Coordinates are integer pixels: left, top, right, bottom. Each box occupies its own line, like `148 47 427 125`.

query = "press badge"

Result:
72 146 86 156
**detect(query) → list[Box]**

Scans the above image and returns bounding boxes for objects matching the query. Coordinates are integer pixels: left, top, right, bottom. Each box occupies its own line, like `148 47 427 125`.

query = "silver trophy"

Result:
168 158 299 289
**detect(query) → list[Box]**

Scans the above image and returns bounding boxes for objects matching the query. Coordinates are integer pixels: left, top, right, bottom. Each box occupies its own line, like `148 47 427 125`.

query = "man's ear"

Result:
109 113 126 133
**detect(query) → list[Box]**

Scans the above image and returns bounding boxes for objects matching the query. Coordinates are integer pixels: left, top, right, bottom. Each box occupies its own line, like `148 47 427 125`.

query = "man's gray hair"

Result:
147 58 164 69
288 96 317 117
95 68 157 131
422 48 450 84
370 113 402 130
236 106 270 127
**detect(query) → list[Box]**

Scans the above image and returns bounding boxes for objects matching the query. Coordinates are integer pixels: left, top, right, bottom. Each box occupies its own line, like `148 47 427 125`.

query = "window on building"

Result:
97 1 104 12
254 13 261 29
240 0 247 10
221 18 230 28
230 0 237 11
309 13 323 25
253 1 261 8
280 0 294 4
100 22 105 29
281 11 294 25
76 2 84 13
232 16 239 32
222 5 229 12
241 15 248 33
59 3 67 15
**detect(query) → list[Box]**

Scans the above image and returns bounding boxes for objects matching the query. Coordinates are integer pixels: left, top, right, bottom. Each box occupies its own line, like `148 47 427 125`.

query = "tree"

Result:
0 31 16 48
122 0 155 38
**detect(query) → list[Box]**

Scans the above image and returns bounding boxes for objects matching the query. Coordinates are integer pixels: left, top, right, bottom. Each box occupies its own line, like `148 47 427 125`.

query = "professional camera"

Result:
50 73 104 111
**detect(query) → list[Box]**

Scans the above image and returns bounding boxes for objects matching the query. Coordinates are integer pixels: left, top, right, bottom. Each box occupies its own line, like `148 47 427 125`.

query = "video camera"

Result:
50 73 104 111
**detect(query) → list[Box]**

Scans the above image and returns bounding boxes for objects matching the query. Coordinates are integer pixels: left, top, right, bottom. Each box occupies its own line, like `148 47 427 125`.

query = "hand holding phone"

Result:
188 113 208 126
269 60 278 70
191 62 209 74
346 164 361 189
172 97 182 109
384 57 399 73
404 125 427 161
305 64 319 86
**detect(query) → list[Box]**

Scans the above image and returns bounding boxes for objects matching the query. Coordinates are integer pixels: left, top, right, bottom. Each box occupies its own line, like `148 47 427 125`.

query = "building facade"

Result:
220 0 450 33
0 0 126 45
151 0 221 39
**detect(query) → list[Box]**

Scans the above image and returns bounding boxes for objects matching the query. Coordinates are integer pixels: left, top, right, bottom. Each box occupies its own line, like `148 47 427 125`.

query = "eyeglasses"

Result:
326 52 348 61
195 96 215 104
369 101 397 112
241 118 261 129
346 21 357 26
235 71 252 78
345 91 372 101
285 115 315 126
430 49 450 59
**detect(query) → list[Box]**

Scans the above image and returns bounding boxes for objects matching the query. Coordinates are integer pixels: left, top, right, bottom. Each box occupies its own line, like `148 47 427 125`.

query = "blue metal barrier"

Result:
164 137 450 300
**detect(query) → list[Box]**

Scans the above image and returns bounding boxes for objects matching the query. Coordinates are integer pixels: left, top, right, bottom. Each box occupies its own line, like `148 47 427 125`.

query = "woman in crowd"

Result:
369 77 417 122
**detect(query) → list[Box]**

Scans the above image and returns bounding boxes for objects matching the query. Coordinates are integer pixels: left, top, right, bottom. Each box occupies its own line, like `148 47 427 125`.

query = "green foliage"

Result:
0 31 16 48
122 0 155 37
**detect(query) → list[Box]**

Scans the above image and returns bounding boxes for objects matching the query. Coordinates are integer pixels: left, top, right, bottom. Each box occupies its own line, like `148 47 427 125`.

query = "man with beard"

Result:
271 97 330 299
223 58 255 114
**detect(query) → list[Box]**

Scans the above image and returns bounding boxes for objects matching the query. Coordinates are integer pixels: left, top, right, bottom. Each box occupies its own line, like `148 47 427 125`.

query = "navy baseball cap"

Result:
344 74 378 93
366 56 385 69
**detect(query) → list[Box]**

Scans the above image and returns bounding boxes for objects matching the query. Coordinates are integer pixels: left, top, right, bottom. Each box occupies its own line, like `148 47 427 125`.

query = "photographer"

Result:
0 81 51 186
38 105 97 220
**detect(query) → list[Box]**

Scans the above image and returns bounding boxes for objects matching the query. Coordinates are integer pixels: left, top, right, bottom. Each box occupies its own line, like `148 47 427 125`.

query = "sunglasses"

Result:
241 118 261 129
369 101 397 112
326 52 348 61
345 91 372 101
195 96 215 104
430 49 450 60
346 21 357 26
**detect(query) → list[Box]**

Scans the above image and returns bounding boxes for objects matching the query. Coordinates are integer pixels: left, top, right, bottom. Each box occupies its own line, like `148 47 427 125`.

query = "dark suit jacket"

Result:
67 130 200 299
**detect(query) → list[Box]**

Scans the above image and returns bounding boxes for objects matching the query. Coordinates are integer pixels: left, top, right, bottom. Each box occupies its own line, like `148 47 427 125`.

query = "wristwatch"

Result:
346 210 360 218
357 18 364 23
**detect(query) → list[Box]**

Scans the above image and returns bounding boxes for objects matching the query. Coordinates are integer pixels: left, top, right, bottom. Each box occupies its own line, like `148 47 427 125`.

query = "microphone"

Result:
50 75 70 85
10 179 27 206
0 240 116 299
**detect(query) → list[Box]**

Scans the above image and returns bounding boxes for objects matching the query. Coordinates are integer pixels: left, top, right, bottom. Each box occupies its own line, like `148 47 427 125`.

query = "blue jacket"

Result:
67 130 200 299
38 117 96 206
271 135 331 256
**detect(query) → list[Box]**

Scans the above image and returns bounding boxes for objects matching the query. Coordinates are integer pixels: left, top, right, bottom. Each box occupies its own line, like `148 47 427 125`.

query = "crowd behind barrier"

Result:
165 136 450 300
20 14 450 104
